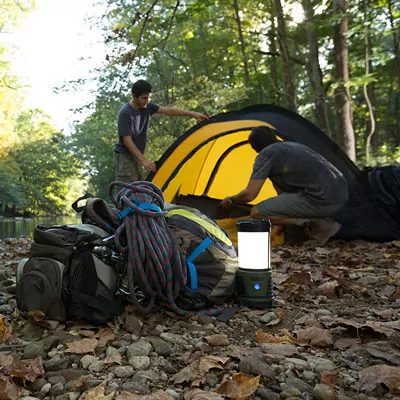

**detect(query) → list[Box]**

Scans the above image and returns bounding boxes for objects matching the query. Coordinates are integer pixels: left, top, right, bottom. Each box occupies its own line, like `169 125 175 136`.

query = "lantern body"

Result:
236 220 273 308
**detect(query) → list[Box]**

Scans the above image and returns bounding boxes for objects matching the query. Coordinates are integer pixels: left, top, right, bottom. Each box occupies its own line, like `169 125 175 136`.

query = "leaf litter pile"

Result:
1 237 400 399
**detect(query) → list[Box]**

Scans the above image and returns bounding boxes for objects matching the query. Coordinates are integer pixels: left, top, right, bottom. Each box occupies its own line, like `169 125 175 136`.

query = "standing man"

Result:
220 126 348 246
113 79 208 182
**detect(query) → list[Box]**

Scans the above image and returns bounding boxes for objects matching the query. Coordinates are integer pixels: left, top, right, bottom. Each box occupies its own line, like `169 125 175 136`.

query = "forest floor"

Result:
0 237 400 400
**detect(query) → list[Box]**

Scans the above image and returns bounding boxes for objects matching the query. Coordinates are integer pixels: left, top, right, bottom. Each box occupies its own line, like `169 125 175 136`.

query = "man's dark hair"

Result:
248 126 278 153
131 80 152 96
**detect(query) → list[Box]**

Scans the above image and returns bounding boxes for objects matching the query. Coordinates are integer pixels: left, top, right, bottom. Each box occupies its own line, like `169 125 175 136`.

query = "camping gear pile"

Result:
15 181 239 323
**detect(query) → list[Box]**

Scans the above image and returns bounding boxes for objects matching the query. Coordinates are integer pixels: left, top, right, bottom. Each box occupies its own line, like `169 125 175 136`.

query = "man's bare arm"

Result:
122 136 156 172
230 180 265 204
156 106 208 121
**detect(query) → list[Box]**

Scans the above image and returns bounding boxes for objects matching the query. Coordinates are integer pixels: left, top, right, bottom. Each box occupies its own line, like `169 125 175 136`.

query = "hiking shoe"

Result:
304 218 341 246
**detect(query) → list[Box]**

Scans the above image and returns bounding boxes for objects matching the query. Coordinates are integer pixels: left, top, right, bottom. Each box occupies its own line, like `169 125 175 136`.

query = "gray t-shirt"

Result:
251 142 348 203
113 102 159 154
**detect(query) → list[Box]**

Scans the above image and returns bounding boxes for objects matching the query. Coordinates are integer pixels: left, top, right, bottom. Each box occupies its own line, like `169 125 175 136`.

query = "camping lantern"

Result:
236 220 274 308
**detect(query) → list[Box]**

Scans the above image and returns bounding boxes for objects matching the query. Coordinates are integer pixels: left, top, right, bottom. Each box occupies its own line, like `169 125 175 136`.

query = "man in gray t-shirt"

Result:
220 126 348 246
113 79 208 182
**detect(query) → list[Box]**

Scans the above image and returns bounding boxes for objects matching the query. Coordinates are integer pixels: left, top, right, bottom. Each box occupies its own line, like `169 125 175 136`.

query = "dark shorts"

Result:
114 152 144 182
255 192 346 218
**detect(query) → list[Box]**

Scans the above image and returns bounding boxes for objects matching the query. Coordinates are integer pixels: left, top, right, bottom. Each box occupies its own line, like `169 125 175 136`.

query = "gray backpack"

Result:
16 224 123 324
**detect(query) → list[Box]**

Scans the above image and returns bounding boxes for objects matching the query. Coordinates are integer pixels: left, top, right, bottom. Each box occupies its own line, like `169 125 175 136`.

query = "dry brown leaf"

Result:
284 271 312 286
205 334 230 346
0 316 11 343
333 338 360 350
296 327 333 347
0 376 21 400
66 338 98 354
317 280 339 299
3 356 45 383
115 390 174 399
321 371 338 388
191 377 205 387
315 247 331 255
97 328 116 348
256 329 297 345
171 356 228 384
103 353 122 365
70 375 91 392
324 318 396 339
324 267 344 280
394 286 400 300
184 389 224 399
216 372 260 399
359 364 400 394
198 356 228 375
79 383 115 399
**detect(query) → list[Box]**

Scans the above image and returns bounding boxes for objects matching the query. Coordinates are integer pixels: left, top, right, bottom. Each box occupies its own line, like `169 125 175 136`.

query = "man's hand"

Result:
192 112 208 122
142 159 157 173
220 197 234 210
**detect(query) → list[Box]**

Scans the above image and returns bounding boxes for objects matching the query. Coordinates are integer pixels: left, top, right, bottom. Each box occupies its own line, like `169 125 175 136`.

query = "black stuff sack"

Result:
16 224 123 324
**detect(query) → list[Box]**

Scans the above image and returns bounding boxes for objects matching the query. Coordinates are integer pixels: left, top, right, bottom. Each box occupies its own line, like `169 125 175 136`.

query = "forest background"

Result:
0 0 399 217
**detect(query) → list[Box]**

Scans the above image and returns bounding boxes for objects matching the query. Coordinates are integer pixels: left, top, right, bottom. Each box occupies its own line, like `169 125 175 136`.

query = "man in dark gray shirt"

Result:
113 80 208 182
220 126 348 246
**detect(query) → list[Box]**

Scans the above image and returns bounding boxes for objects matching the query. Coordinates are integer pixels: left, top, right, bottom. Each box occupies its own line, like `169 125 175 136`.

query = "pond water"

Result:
0 215 82 240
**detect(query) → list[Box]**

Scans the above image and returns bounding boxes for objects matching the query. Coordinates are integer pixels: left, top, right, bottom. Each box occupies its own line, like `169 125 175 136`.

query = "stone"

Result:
88 360 105 372
114 365 134 378
46 368 87 381
160 332 188 345
40 382 51 395
125 314 143 334
313 383 336 400
49 382 65 397
149 337 173 357
126 340 152 358
256 388 280 400
285 377 313 393
128 356 151 370
80 355 98 369
239 350 275 378
43 356 70 371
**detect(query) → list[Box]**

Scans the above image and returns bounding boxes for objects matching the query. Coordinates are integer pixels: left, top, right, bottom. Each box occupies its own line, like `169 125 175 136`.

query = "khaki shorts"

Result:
256 192 345 218
114 152 144 183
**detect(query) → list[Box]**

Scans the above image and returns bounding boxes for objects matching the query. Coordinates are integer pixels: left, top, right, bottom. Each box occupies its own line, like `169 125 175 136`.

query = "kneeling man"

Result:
220 126 348 246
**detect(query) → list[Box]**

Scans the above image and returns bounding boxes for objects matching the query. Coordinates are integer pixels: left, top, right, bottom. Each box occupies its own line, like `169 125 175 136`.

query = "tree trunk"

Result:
333 0 356 161
274 0 297 111
232 0 250 88
301 0 331 136
363 0 376 163
198 20 210 78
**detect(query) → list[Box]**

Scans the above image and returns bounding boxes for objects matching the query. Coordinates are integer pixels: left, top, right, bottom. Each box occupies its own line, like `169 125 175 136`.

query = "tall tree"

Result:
333 0 356 161
301 0 331 136
274 0 297 111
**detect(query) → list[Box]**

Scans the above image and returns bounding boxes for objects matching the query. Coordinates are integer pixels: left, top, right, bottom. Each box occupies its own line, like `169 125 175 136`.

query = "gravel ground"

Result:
0 237 400 400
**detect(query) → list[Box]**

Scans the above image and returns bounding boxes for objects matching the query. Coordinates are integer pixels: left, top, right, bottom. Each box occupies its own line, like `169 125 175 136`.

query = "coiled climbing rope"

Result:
109 181 220 316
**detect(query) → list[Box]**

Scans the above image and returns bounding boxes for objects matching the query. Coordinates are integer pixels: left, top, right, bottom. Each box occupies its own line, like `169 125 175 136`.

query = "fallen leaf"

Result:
296 327 333 347
216 372 260 399
284 271 312 286
198 356 229 375
316 247 331 255
79 383 115 399
0 376 21 400
66 338 98 354
171 356 229 384
317 280 339 299
256 329 297 345
115 390 174 399
359 364 400 394
294 314 318 327
0 316 11 343
25 310 59 329
103 353 122 365
334 338 360 350
70 375 91 391
324 318 396 339
1 354 44 383
205 334 230 346
364 341 400 365
96 328 116 348
321 371 338 388
184 389 224 400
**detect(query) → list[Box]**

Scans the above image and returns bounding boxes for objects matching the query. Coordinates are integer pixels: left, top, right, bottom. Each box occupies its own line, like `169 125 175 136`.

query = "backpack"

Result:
165 205 239 303
16 224 123 324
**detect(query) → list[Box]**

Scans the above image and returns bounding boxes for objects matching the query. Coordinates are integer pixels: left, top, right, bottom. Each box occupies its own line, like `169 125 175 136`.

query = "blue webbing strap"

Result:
118 202 162 219
186 236 213 290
